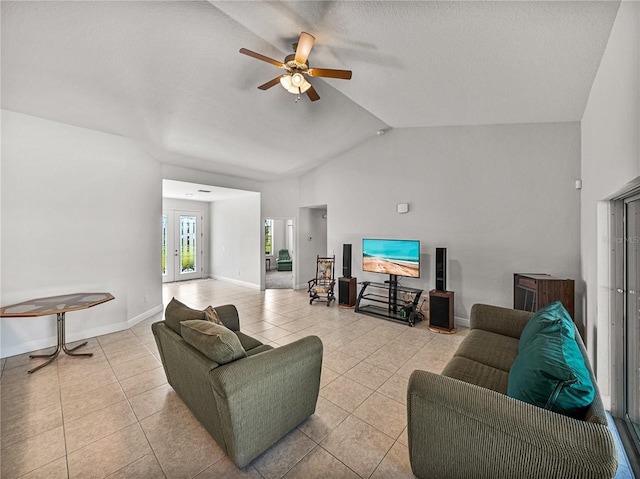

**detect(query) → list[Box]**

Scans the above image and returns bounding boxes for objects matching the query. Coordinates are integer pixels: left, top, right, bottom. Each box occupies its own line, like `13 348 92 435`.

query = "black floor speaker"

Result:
339 277 357 307
429 290 454 332
343 244 352 278
435 247 447 292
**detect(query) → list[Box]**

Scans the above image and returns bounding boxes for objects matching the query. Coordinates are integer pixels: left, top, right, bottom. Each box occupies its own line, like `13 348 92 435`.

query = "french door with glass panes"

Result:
162 211 203 283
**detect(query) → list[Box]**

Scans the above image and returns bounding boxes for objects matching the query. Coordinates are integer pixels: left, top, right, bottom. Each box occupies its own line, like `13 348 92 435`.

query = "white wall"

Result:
260 177 299 219
210 194 261 288
1 110 162 358
162 165 262 195
272 219 287 254
300 122 582 326
581 1 640 397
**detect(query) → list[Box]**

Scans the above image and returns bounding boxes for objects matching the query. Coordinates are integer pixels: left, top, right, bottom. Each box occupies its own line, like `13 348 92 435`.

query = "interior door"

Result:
162 210 203 283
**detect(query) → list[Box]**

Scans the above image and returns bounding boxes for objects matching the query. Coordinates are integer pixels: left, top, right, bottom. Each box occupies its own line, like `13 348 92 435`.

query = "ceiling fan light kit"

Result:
240 31 352 102
280 72 311 94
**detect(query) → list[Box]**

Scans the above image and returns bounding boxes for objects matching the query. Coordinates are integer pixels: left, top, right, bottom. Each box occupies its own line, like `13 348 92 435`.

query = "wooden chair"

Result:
307 255 336 306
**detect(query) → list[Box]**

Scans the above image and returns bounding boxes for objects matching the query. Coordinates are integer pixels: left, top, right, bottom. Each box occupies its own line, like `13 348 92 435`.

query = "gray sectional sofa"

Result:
407 303 618 478
152 299 323 468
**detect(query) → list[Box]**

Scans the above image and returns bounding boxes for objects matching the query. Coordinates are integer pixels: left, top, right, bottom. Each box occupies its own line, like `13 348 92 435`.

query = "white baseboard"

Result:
127 304 163 328
0 304 163 359
455 316 470 329
211 275 260 290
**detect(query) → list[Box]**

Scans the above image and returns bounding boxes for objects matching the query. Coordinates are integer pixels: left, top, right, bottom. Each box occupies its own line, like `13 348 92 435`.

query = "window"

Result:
265 219 273 255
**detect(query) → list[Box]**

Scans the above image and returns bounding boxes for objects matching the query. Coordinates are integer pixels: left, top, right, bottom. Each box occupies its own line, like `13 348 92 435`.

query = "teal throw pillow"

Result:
518 300 574 348
181 320 247 365
508 301 595 417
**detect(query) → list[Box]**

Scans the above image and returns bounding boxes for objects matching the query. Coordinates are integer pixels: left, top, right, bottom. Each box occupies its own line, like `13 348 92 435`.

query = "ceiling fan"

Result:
239 32 352 102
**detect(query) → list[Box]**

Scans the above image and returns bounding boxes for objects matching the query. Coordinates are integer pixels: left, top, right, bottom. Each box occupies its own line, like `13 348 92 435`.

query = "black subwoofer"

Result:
429 290 454 332
339 277 357 307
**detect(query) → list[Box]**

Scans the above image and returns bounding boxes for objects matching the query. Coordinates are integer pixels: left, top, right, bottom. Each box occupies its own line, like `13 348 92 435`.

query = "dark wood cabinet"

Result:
513 274 575 319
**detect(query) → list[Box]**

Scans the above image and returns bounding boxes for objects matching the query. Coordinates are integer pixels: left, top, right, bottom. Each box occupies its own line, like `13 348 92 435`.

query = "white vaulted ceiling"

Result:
1 1 620 181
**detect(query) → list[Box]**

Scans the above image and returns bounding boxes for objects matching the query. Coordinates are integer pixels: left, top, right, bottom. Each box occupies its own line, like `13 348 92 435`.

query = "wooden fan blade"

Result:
306 85 320 102
308 68 352 80
294 32 315 64
239 48 284 68
258 76 283 90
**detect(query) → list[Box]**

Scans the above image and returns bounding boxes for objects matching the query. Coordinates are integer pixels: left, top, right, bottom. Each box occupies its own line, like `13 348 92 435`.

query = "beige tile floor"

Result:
0 279 468 479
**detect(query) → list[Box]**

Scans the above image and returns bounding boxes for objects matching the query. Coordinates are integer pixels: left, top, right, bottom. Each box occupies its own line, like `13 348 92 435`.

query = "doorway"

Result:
265 218 295 289
297 206 328 290
162 210 203 283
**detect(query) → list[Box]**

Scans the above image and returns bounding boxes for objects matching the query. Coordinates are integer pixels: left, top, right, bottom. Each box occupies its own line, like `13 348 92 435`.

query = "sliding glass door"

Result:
625 195 640 445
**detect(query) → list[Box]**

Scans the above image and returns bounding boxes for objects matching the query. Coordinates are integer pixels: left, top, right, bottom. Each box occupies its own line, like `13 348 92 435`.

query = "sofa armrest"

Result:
407 370 618 479
209 336 323 468
213 304 240 332
470 303 533 339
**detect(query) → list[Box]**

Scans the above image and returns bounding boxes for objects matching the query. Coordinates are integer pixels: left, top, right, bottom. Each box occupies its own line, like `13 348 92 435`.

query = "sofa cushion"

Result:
246 344 275 357
234 331 273 356
165 298 207 335
454 329 519 373
181 320 247 365
443 356 510 394
507 301 595 417
235 331 264 352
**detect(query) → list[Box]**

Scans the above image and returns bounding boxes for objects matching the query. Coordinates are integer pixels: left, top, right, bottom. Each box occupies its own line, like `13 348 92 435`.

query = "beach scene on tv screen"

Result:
363 239 420 278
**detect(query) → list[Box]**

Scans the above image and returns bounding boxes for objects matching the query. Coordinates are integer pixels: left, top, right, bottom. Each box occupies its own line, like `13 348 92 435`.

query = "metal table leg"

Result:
28 312 93 373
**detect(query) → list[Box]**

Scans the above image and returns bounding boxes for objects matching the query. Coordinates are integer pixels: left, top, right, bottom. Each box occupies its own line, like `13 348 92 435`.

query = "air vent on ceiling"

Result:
197 189 211 193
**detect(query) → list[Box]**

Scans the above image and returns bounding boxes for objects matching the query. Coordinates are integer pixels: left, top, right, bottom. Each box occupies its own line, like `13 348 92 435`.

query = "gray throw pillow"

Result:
181 320 247 364
164 297 207 335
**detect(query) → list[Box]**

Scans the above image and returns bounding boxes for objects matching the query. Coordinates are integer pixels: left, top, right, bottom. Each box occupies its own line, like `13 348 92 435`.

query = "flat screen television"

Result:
362 238 420 278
